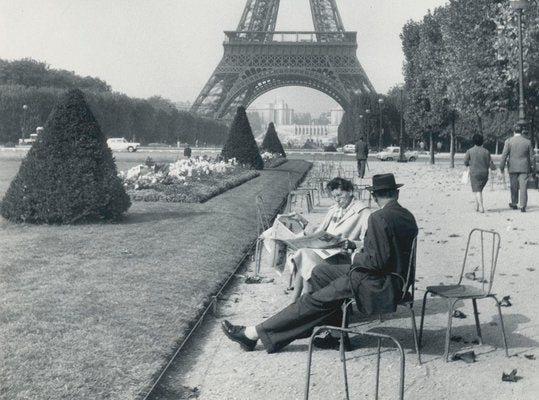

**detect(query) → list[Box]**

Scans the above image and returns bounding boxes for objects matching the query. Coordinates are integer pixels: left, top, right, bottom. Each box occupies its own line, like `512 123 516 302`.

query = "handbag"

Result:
527 174 538 189
461 169 469 185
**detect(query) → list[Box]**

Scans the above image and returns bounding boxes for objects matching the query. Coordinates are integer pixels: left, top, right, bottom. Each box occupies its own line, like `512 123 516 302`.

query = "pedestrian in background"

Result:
184 143 192 158
355 136 368 179
464 134 496 213
499 125 536 212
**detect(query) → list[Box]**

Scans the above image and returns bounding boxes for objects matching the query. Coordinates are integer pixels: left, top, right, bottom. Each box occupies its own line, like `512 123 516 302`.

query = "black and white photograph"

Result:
1 1 538 399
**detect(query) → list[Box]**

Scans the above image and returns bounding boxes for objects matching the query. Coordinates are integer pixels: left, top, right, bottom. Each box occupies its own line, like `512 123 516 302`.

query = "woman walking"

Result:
464 134 496 213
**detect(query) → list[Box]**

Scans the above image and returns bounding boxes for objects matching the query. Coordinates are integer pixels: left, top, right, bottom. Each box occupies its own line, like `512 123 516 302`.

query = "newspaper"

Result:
280 231 346 251
260 214 306 274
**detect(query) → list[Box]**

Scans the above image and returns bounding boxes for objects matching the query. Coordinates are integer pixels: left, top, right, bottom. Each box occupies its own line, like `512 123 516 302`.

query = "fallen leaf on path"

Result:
453 310 467 319
524 354 536 360
464 272 476 281
500 296 512 307
502 369 521 382
526 267 536 272
449 234 461 238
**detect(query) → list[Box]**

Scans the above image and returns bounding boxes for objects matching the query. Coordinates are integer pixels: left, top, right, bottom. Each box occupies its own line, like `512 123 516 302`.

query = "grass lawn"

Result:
0 154 311 400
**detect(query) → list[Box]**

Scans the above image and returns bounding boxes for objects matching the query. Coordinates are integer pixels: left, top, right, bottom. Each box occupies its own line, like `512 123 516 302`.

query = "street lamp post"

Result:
510 0 529 127
21 104 28 140
378 98 384 151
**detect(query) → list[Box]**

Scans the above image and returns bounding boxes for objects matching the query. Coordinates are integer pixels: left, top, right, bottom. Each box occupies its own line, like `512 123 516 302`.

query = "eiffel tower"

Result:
191 0 376 119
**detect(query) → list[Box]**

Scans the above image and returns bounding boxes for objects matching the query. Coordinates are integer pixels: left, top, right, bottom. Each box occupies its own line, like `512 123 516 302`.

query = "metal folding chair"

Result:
341 237 421 365
353 183 372 207
305 326 405 400
418 228 508 361
285 172 314 213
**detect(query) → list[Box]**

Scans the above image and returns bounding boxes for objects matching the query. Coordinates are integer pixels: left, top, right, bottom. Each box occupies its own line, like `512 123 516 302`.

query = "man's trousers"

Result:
256 264 354 353
509 172 529 208
357 159 367 178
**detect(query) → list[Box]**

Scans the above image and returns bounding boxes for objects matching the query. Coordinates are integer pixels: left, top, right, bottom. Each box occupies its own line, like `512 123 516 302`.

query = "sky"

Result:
0 0 449 115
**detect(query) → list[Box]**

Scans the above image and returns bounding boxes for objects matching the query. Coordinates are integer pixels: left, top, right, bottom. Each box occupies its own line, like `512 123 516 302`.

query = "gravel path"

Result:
151 160 539 400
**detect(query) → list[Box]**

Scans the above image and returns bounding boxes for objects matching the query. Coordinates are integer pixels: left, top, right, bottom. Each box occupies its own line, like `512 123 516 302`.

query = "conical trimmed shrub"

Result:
222 106 263 170
1 89 131 223
261 122 286 157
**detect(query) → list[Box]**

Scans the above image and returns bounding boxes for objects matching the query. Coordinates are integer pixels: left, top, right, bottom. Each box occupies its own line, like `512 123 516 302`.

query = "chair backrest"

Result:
457 228 501 295
255 195 271 234
401 236 418 302
349 234 418 307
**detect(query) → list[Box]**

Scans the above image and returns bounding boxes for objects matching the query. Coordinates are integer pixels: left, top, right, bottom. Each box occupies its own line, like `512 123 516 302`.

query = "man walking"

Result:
355 136 369 179
221 173 418 353
500 125 536 212
183 143 192 159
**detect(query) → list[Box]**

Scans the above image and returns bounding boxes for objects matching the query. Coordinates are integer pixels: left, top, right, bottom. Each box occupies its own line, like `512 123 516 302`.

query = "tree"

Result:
261 122 286 156
0 89 131 223
441 0 513 137
402 11 451 164
222 106 264 170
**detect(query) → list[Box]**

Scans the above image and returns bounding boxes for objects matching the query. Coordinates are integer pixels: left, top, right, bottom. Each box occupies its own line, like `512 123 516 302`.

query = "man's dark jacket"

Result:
356 140 369 160
350 199 418 315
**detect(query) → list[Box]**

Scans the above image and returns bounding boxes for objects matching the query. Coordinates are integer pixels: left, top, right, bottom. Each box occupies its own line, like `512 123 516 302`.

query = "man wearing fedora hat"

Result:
222 173 418 353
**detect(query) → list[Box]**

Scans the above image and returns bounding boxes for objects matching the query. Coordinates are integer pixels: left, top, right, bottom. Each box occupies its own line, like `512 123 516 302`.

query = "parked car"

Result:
342 144 356 153
323 144 338 152
106 138 140 152
376 146 418 161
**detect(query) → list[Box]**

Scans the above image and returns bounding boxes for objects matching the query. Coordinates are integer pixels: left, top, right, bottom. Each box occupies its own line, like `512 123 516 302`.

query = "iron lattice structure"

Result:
191 0 376 119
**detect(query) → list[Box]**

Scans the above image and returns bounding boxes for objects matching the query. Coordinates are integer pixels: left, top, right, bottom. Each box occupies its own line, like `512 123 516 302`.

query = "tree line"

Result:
339 0 539 164
0 58 228 145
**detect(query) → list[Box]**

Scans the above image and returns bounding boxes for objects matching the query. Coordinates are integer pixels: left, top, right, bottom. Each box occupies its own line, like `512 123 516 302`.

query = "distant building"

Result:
275 124 338 146
251 100 295 126
250 100 340 147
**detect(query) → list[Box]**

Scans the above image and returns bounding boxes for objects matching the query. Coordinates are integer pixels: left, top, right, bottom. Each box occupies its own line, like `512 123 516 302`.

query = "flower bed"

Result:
261 152 287 169
120 157 260 203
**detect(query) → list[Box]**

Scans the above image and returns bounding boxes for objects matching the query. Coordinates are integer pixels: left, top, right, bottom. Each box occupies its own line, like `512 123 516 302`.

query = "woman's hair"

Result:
326 177 354 192
472 134 484 146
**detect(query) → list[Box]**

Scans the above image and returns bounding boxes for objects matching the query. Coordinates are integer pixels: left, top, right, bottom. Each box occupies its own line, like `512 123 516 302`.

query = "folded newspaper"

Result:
280 231 346 251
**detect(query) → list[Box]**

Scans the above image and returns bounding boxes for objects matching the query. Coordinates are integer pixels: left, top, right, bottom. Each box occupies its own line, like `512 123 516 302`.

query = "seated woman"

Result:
288 177 371 302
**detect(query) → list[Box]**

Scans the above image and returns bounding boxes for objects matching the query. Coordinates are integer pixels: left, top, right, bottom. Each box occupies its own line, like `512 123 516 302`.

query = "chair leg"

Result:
254 238 262 276
340 301 352 362
444 299 458 362
491 295 510 357
472 299 483 345
341 340 350 400
408 304 422 365
304 331 316 400
306 193 313 213
375 338 381 400
418 290 430 348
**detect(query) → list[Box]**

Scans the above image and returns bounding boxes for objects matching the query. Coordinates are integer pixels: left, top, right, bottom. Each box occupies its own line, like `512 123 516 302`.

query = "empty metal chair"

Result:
305 326 406 400
418 228 509 361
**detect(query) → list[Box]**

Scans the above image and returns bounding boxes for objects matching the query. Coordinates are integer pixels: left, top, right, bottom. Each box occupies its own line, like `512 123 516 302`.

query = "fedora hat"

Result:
366 173 403 192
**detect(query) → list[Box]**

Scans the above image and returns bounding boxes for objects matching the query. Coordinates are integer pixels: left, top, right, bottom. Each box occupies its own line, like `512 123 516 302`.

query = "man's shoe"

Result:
313 330 351 351
509 203 518 210
221 320 257 351
521 207 526 213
